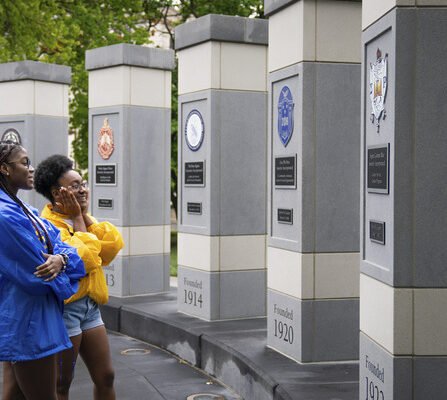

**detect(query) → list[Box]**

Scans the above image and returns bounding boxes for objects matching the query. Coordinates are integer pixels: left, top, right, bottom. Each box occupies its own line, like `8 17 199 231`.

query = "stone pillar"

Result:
265 0 361 362
175 15 268 320
0 61 71 209
360 2 447 399
86 44 174 297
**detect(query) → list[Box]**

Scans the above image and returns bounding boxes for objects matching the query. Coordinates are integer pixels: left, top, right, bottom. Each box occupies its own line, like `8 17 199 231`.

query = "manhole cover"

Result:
186 394 226 400
120 348 151 355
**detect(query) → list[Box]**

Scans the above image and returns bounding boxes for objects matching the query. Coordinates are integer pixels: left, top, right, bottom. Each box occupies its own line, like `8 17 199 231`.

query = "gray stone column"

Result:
265 0 361 362
175 15 268 320
86 44 174 297
0 61 71 209
360 2 447 399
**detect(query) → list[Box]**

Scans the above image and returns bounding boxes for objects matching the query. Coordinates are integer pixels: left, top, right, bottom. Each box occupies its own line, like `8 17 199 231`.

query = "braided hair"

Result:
0 141 54 254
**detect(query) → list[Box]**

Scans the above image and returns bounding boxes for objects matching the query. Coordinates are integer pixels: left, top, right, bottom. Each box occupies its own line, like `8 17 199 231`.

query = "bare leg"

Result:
11 354 57 400
2 362 25 400
56 334 82 400
79 326 115 400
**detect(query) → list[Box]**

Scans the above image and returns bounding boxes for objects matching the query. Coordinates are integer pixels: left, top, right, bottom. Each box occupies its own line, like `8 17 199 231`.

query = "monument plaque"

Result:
274 155 297 189
98 198 114 209
95 164 117 185
187 202 202 215
184 161 205 187
277 208 293 224
367 144 389 194
369 220 385 245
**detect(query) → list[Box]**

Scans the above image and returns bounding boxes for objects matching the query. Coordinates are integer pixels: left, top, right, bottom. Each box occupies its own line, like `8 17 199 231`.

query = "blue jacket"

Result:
0 190 86 361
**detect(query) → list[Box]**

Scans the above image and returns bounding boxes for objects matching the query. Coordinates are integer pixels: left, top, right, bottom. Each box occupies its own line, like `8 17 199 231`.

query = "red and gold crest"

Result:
97 118 115 160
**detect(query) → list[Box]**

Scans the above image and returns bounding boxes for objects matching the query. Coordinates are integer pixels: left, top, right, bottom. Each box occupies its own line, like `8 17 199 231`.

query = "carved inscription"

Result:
183 277 203 308
273 303 294 344
364 355 385 400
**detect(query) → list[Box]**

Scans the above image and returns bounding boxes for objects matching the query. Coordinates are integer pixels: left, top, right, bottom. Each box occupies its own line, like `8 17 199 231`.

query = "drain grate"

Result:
120 348 151 355
186 394 226 400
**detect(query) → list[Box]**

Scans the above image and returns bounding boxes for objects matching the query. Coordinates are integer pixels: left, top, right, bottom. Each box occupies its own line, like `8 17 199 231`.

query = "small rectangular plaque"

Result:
277 208 293 225
95 164 117 186
369 220 385 245
275 155 297 189
98 198 113 209
184 161 205 187
187 202 202 215
367 144 389 194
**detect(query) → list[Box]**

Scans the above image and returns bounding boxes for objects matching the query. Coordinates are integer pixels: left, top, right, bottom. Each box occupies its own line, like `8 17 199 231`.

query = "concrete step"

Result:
100 288 359 400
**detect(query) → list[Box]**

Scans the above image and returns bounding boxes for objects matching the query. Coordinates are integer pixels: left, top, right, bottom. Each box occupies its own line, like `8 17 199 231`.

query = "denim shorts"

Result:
63 296 104 337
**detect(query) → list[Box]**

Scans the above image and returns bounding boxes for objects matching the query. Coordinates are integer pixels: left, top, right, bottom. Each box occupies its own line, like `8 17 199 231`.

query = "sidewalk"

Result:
101 285 359 400
0 332 240 400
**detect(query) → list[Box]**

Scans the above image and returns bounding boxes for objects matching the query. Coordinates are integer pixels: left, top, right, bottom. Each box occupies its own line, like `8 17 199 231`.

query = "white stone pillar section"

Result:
0 61 71 209
176 15 268 320
86 44 174 296
360 2 447 399
265 0 361 363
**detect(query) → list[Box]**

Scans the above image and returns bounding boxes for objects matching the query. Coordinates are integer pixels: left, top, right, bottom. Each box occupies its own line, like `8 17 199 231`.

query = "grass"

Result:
170 229 178 277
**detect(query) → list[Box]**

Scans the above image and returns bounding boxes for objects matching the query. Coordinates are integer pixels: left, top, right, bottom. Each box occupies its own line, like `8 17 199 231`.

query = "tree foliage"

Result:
0 0 264 214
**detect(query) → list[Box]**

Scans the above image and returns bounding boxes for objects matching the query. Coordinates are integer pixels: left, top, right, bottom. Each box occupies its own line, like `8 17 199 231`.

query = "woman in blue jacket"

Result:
0 141 85 400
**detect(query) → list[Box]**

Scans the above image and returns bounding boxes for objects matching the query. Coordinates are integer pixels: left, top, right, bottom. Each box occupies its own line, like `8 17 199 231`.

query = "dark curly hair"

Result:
34 154 73 202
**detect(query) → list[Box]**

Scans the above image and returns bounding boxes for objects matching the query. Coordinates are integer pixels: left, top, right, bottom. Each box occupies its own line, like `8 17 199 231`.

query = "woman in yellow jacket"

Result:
33 155 124 400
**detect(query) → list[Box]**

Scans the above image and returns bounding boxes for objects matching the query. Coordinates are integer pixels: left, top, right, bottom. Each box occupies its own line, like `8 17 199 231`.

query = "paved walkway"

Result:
0 332 241 400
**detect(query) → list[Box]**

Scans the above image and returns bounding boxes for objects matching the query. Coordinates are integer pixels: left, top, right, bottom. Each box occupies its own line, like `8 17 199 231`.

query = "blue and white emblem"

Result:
277 86 295 147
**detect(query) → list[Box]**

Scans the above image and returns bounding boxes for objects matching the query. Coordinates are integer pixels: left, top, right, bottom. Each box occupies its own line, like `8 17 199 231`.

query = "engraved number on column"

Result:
274 319 294 344
365 377 384 400
184 290 203 308
106 273 115 287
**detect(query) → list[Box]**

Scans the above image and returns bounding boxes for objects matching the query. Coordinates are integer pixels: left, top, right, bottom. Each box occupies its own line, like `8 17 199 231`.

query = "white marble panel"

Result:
414 288 447 355
267 246 314 299
314 252 360 298
362 0 414 30
360 273 413 355
115 225 169 256
268 1 304 72
316 0 361 63
88 66 130 108
35 81 69 117
178 42 220 95
177 232 219 271
130 67 171 108
0 81 34 115
219 235 266 271
220 43 267 91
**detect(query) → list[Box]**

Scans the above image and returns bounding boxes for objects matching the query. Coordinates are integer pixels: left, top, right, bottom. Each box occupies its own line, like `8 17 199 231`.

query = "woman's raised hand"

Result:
55 187 81 219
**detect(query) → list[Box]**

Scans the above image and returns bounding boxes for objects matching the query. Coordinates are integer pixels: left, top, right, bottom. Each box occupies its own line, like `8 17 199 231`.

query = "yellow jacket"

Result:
41 204 124 305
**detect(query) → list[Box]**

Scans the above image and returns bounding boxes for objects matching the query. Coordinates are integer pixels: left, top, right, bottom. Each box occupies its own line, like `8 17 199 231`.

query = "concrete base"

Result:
100 286 359 400
105 254 170 296
268 290 359 362
177 266 266 320
360 333 447 400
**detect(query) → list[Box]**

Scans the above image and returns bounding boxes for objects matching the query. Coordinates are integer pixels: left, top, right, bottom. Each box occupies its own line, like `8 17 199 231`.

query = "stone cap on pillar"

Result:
0 61 71 84
85 44 175 72
264 0 361 17
175 14 268 50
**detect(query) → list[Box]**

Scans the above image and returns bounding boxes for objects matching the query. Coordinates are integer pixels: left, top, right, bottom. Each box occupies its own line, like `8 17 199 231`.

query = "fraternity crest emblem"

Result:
370 49 388 131
1 128 21 145
97 118 115 160
277 86 295 147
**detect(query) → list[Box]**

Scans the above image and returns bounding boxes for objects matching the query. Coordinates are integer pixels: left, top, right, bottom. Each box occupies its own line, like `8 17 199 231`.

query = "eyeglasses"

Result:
6 157 32 169
66 181 88 191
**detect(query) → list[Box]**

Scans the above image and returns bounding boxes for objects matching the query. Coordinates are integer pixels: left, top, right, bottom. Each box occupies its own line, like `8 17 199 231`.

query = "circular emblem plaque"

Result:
277 86 295 147
1 128 22 145
185 110 204 152
97 118 115 160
